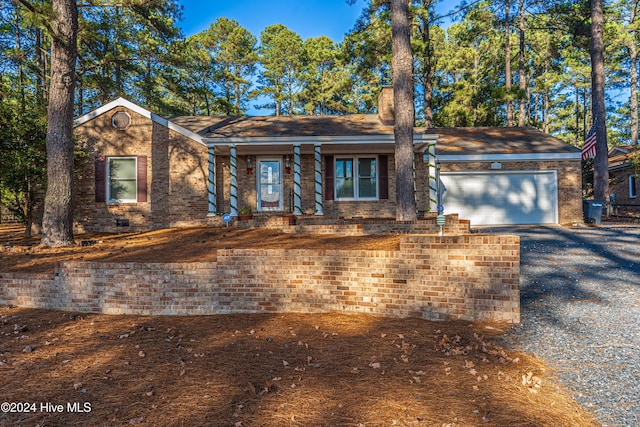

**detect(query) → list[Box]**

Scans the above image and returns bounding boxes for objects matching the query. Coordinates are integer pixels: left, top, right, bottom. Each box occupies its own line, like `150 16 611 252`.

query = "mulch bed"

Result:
0 307 599 426
0 225 401 274
0 224 602 425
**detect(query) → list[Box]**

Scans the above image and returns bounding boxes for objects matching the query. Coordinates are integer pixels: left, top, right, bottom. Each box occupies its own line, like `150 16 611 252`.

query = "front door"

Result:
257 158 283 211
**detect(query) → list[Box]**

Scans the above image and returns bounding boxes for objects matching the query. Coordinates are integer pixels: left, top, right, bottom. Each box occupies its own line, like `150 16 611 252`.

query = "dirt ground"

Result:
0 307 599 427
0 225 402 274
0 224 601 426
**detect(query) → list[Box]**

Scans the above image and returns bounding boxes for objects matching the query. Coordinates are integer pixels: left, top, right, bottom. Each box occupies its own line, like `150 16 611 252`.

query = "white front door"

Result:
257 158 283 211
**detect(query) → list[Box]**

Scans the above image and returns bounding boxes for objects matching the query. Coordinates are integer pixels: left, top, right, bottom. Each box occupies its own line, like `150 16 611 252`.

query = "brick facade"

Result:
610 166 639 210
72 105 582 230
74 107 209 232
0 234 520 323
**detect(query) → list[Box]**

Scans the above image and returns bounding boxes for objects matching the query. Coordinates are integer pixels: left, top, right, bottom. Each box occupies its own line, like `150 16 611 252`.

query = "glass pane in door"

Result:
258 160 282 210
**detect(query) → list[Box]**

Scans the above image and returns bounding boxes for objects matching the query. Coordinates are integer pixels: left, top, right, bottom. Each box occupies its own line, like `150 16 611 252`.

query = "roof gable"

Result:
608 145 640 170
73 98 205 146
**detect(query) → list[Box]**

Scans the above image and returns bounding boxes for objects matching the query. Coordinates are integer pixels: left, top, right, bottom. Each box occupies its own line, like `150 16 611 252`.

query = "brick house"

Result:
609 145 639 212
72 89 583 231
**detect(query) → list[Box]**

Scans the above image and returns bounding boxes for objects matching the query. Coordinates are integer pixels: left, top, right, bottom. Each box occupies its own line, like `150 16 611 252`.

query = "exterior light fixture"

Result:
285 155 291 174
247 156 253 175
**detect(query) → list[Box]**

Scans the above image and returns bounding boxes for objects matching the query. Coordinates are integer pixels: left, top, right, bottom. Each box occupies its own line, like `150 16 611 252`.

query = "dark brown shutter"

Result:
95 157 106 202
324 155 334 201
378 154 389 199
137 156 147 202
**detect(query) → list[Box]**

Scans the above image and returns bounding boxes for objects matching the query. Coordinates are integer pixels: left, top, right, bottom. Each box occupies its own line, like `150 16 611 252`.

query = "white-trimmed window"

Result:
107 157 137 203
335 156 378 200
631 175 637 199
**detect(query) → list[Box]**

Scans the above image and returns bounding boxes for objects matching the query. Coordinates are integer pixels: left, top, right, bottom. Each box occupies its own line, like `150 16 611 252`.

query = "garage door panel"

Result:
440 171 558 226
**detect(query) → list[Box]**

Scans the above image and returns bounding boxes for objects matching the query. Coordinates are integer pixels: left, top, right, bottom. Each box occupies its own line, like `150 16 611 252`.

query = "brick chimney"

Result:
377 86 394 125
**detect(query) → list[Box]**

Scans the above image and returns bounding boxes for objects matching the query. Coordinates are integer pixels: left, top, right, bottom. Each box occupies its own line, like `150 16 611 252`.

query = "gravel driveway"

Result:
485 225 640 427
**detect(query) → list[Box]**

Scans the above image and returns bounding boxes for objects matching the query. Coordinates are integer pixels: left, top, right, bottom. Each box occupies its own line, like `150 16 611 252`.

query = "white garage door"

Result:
440 171 558 226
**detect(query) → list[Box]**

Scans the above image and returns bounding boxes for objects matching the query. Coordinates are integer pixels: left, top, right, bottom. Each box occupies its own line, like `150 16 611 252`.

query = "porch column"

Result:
229 144 238 216
207 146 217 215
293 144 303 215
314 144 324 215
428 142 437 211
413 152 418 208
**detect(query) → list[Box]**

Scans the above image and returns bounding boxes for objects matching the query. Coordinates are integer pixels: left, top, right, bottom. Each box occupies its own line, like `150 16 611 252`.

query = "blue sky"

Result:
179 0 368 40
176 0 458 114
178 0 458 41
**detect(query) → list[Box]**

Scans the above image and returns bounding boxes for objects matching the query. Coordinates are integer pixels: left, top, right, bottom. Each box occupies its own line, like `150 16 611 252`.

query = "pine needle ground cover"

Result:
0 309 598 426
0 225 598 426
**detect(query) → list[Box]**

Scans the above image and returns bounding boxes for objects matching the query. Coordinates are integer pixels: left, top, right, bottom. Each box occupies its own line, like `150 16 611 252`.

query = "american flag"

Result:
582 121 597 160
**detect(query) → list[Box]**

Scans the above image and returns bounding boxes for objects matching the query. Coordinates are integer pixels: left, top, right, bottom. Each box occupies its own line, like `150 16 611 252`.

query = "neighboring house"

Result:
609 145 640 211
72 88 583 231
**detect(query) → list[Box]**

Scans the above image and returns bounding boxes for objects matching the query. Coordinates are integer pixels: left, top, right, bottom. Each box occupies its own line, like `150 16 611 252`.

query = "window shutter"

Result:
137 156 147 202
324 155 334 201
95 157 106 202
379 155 389 199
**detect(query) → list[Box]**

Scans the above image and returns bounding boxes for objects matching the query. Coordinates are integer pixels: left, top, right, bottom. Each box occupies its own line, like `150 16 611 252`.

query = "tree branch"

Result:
13 0 54 35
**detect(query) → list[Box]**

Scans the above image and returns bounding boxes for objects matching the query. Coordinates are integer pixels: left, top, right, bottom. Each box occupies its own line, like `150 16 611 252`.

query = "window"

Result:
108 157 137 203
631 175 637 199
334 156 377 200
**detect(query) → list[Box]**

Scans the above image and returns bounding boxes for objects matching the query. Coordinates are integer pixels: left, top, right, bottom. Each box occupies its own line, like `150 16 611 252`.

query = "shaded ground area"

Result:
0 307 598 427
487 225 640 426
0 225 401 274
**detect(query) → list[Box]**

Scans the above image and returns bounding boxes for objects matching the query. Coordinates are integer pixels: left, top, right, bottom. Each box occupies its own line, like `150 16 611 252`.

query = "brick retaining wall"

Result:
0 235 520 323
233 214 471 236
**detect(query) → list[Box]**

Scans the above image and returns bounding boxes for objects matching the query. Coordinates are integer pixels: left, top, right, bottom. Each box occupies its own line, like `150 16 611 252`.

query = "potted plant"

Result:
238 207 253 220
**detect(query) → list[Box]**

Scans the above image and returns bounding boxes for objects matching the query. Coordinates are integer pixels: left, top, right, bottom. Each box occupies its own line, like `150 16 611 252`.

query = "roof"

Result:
430 127 581 155
171 114 418 138
430 127 582 161
73 98 581 160
73 98 205 145
609 145 640 170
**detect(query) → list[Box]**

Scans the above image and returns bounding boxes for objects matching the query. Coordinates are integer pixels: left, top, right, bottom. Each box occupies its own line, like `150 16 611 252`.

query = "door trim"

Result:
256 157 284 212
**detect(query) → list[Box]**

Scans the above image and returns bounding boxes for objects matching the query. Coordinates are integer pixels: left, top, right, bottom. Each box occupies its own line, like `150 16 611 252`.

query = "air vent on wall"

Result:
112 111 131 130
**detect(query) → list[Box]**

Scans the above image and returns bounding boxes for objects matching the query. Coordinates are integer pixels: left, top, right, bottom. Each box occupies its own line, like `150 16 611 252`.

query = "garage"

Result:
440 170 558 226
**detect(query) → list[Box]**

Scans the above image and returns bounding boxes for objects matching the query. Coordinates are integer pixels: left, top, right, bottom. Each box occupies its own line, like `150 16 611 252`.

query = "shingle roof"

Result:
426 127 581 155
608 145 640 170
170 114 402 138
170 115 580 156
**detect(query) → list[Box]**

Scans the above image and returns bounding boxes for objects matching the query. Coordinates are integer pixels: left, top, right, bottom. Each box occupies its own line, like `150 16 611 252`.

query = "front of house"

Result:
72 89 583 231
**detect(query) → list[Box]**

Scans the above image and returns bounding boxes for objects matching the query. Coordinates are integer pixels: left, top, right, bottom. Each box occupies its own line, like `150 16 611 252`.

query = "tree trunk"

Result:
575 87 580 145
505 0 514 127
631 41 638 145
543 90 549 133
628 5 638 145
25 176 33 238
421 0 434 129
392 0 417 221
41 0 78 247
518 0 526 126
590 0 608 202
35 28 48 101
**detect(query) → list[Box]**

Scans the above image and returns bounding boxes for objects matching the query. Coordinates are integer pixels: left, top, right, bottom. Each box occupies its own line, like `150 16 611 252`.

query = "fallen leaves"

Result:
522 371 542 393
0 309 593 427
